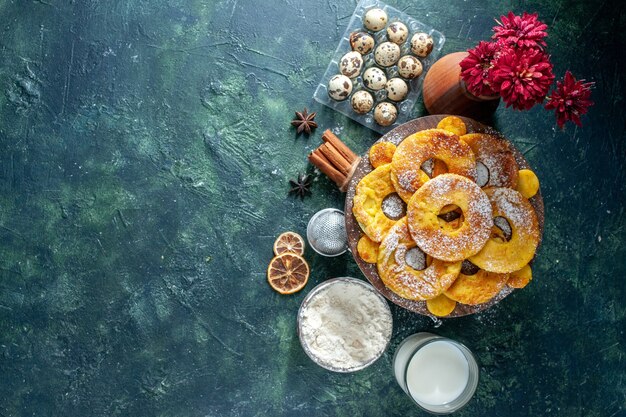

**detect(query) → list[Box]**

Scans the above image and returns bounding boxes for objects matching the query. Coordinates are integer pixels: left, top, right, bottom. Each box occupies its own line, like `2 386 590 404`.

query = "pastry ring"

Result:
461 133 519 188
377 217 461 300
444 268 509 305
391 129 476 201
352 164 404 242
469 187 540 273
407 174 493 262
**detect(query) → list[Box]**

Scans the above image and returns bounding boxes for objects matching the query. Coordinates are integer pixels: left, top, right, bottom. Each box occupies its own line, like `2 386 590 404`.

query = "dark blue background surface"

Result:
0 0 624 416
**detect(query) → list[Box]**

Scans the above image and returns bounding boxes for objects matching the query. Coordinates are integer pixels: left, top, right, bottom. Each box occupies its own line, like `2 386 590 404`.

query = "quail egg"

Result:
374 102 398 127
351 90 374 114
374 42 401 67
397 55 423 79
386 21 409 44
385 78 408 102
410 33 434 57
349 31 375 55
362 67 387 91
339 51 364 79
327 74 353 101
363 8 387 31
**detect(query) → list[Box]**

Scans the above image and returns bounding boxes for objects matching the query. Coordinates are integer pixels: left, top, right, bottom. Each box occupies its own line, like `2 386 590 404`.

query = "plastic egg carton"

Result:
313 0 445 134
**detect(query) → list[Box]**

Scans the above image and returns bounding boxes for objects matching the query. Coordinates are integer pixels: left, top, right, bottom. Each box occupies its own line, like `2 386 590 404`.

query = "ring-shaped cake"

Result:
377 217 461 300
391 128 476 201
352 164 399 242
461 133 519 188
469 187 540 273
444 269 510 305
407 173 493 262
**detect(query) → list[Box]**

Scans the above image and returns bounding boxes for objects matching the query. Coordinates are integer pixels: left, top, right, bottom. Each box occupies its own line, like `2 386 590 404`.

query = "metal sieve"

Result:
306 208 348 257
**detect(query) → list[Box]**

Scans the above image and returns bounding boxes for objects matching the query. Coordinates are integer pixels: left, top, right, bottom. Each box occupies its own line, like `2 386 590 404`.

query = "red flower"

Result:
493 12 548 48
492 47 554 110
545 71 594 128
459 41 499 97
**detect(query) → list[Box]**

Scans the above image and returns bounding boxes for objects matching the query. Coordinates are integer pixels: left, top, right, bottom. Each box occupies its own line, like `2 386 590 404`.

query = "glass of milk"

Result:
393 333 479 414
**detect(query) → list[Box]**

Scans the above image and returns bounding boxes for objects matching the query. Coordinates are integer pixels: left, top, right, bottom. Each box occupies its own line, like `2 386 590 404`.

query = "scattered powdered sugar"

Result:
384 130 406 145
421 159 434 177
475 161 489 187
299 280 392 371
480 151 505 186
382 192 406 220
395 270 438 299
393 132 477 195
489 188 535 229
471 135 518 187
472 188 539 272
408 174 493 260
468 189 494 220
405 247 426 270
378 219 457 300
380 222 401 265
396 170 418 191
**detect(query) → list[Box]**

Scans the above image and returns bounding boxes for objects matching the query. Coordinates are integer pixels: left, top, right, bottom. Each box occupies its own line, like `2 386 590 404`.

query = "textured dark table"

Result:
0 1 624 416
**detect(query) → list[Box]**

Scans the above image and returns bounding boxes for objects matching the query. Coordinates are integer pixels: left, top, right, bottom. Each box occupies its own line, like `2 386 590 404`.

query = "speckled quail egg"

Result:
351 90 374 114
363 8 387 31
327 74 353 101
386 21 409 44
397 55 423 79
374 42 401 67
349 31 375 55
362 67 387 91
411 33 434 57
339 51 364 79
374 102 398 126
385 78 408 102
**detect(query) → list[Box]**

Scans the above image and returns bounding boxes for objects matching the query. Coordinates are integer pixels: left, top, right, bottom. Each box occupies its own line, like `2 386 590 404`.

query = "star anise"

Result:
289 173 312 199
290 108 317 135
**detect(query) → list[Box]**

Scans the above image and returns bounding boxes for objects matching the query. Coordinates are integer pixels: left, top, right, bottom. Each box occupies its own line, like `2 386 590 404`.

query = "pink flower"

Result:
491 47 554 110
545 71 594 128
493 12 548 48
459 41 499 97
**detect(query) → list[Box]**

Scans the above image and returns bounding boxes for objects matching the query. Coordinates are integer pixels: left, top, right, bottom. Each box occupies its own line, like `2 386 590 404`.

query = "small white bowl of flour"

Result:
297 277 393 372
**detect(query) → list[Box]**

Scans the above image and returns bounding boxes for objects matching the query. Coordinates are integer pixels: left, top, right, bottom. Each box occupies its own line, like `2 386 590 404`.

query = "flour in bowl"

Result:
298 279 393 372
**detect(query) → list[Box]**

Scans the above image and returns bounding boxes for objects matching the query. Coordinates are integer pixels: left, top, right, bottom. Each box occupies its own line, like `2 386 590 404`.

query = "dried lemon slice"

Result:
267 253 310 294
273 231 305 256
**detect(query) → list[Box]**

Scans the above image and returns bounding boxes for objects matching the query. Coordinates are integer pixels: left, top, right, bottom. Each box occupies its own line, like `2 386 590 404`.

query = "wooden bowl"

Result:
344 115 544 318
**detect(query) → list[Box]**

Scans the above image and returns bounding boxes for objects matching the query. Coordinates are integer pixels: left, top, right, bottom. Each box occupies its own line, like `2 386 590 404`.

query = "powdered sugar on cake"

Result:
489 187 535 229
407 174 493 261
382 193 406 220
466 134 518 188
377 218 459 300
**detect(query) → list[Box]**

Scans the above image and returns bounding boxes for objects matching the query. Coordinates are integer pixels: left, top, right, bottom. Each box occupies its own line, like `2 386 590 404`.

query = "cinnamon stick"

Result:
321 130 358 164
319 143 352 175
308 151 345 186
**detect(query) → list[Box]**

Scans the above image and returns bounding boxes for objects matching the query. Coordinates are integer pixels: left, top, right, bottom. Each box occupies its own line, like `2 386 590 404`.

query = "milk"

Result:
393 333 478 414
406 341 469 405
